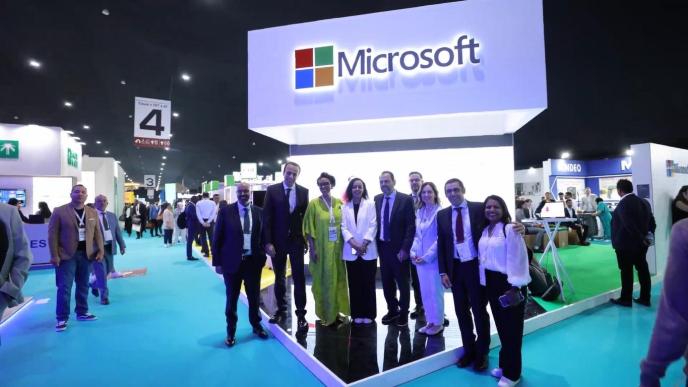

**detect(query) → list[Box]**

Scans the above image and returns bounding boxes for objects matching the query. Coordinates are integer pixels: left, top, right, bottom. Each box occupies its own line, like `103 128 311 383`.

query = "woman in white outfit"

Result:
410 182 444 336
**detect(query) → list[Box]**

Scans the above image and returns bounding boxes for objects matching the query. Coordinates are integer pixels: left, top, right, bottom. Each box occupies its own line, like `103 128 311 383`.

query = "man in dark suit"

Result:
375 171 416 327
212 182 268 346
610 179 656 307
563 199 591 246
133 201 147 239
262 161 309 329
437 178 490 372
185 196 200 261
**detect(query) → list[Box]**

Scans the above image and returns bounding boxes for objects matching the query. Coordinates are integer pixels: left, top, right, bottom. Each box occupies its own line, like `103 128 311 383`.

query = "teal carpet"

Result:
403 283 687 387
0 235 321 387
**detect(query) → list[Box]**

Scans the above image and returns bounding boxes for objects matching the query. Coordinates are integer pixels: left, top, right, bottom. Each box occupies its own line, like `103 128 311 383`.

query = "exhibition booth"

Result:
81 155 127 219
247 0 548 385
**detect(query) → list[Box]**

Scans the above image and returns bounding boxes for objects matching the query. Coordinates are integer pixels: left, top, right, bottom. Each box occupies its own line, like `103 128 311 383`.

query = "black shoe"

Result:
100 299 110 305
633 298 651 307
610 298 632 307
91 288 99 297
396 313 408 327
187 257 199 261
410 307 423 320
456 354 474 368
225 336 236 347
269 313 285 324
473 355 488 372
443 317 450 327
580 241 590 246
297 316 308 330
253 326 269 339
381 312 399 325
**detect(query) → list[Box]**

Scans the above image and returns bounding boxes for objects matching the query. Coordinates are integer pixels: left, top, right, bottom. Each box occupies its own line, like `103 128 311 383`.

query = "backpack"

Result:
528 258 561 301
177 212 187 229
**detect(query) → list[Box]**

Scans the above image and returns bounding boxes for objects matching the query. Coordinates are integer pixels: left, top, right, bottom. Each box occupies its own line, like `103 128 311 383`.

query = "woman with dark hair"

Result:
593 197 612 240
672 185 688 225
7 198 29 223
36 201 52 222
341 177 378 324
478 195 530 387
304 172 350 326
409 182 444 335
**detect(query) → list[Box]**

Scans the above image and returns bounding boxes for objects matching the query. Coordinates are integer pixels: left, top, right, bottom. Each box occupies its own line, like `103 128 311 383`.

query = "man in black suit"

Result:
610 179 656 307
212 182 268 347
563 199 591 246
437 178 490 372
375 171 416 327
133 201 147 239
262 161 309 329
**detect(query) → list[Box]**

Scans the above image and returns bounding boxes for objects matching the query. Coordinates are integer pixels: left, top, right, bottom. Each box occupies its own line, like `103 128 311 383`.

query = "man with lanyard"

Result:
90 195 126 305
48 184 104 332
196 192 217 258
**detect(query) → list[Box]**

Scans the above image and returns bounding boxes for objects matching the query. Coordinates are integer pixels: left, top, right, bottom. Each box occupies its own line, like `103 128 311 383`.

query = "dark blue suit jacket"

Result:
374 191 416 254
611 194 656 251
212 203 266 274
184 202 200 230
437 200 485 278
262 183 309 250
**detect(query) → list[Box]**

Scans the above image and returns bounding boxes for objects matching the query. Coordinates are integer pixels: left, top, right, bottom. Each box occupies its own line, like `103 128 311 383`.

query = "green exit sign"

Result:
67 148 78 168
0 140 19 159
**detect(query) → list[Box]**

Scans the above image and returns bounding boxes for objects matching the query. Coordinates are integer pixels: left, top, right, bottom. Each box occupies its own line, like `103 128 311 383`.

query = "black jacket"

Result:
437 201 485 278
374 192 416 254
212 203 266 274
611 194 656 251
262 183 309 250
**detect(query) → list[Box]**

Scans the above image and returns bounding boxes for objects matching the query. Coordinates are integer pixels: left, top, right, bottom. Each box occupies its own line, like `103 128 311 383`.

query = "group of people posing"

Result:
211 161 531 387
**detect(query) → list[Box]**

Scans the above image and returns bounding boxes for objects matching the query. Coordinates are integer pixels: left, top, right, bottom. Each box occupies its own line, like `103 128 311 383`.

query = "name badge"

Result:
103 229 113 241
243 233 251 251
79 227 86 242
328 226 337 242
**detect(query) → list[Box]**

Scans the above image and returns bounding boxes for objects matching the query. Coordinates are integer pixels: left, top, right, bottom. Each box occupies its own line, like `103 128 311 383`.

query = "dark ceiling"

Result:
1 1 687 189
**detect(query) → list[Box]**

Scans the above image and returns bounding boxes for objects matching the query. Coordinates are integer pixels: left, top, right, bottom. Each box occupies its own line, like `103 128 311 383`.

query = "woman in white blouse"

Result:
341 178 378 325
409 182 444 336
478 195 530 387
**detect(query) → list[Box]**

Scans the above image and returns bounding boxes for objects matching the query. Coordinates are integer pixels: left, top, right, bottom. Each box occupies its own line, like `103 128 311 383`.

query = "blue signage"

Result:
550 157 632 177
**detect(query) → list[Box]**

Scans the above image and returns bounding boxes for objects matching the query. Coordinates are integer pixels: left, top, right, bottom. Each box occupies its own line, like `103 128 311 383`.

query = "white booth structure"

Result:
248 0 547 385
81 155 126 218
0 123 83 264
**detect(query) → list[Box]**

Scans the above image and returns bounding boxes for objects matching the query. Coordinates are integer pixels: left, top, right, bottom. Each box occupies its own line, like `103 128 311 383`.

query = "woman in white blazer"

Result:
410 182 444 336
341 178 378 325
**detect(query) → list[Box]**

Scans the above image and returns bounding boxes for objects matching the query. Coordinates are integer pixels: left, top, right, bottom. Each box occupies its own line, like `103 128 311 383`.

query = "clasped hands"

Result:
348 239 369 256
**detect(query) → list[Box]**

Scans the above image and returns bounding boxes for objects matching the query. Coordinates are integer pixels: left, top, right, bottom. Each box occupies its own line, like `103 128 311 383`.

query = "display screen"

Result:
0 188 27 206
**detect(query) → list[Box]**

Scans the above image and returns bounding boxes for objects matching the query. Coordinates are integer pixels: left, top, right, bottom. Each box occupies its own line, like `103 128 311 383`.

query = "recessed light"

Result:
277 159 282 164
28 59 41 68
79 142 86 145
13 116 19 120
561 151 570 159
162 156 167 160
104 150 110 154
258 162 264 166
96 140 101 144
251 142 256 146
102 9 110 16
64 101 73 107
83 125 90 129
181 73 191 82
120 80 126 85
73 136 81 140
65 130 74 134
161 162 165 166
625 149 634 156
164 147 169 151
160 168 164 171
172 112 179 118
232 155 236 159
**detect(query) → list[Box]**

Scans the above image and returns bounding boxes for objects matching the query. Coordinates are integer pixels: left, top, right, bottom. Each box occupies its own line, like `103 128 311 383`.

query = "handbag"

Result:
132 215 142 225
119 214 126 221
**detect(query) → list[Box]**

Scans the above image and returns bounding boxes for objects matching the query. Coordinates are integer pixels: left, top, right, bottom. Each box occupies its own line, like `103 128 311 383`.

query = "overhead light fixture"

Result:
101 8 110 16
251 142 256 146
104 150 110 154
169 134 173 138
120 80 126 85
96 140 101 144
28 59 41 68
527 167 536 174
13 116 19 120
83 125 90 129
79 142 86 145
164 147 170 151
277 159 282 164
232 155 236 159
160 168 164 171
65 130 74 134
162 156 167 160
258 162 264 166
161 162 166 166
64 101 73 107
181 73 191 82
172 112 179 118
73 136 81 140
625 149 634 156
561 151 571 159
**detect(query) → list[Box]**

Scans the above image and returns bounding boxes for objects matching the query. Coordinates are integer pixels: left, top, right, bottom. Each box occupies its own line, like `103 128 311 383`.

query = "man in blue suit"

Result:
91 195 126 305
212 182 268 347
185 196 200 261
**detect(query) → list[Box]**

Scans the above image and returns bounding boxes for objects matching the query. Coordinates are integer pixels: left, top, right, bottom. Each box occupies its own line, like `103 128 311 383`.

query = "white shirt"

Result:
379 190 397 241
283 182 296 213
478 222 530 287
238 202 252 255
97 209 113 242
451 200 478 261
196 199 217 224
580 194 598 212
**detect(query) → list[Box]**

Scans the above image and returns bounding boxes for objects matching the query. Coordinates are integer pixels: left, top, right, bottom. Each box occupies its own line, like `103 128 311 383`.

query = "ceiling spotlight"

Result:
232 155 236 159
28 59 42 68
64 101 73 108
164 147 170 151
251 142 256 146
120 80 126 85
79 142 86 145
104 150 110 154
13 116 19 120
277 159 282 164
83 125 90 129
258 162 264 166
172 112 179 118
181 73 191 82
101 8 110 16
169 134 173 138
625 149 634 156
128 114 132 118
160 168 164 171
96 140 101 144
161 162 166 166
561 151 570 159
162 156 167 160
65 130 74 134
73 136 81 140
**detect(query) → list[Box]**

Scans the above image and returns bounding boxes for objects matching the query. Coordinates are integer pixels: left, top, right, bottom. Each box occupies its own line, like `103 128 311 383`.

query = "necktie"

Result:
102 213 110 230
243 208 251 234
455 207 464 243
383 196 391 241
285 188 293 213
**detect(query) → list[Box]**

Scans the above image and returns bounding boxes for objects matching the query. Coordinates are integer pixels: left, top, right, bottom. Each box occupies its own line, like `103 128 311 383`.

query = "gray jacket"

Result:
0 203 32 307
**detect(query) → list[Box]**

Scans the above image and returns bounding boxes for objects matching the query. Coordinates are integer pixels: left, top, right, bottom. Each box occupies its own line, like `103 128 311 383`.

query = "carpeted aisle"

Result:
0 235 322 387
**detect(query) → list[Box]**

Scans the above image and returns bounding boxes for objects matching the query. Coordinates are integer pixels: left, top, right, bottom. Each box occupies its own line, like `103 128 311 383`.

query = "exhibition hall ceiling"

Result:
1 1 686 188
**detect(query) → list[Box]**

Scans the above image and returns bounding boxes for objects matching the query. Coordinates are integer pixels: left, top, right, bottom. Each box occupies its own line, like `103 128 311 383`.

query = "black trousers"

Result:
150 220 161 236
155 220 163 235
410 264 423 310
272 240 307 316
486 270 526 382
223 258 262 337
163 229 173 244
198 223 214 254
451 258 490 359
563 222 589 243
136 222 146 239
124 218 132 236
378 241 410 315
615 247 651 302
346 257 377 319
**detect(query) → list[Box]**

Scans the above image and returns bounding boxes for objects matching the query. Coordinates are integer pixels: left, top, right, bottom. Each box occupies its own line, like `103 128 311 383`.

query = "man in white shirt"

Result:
195 192 217 257
579 187 599 237
91 195 126 305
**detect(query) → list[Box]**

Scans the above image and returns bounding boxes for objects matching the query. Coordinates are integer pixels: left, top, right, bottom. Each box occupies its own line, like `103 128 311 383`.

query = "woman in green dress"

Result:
594 197 612 240
304 172 350 326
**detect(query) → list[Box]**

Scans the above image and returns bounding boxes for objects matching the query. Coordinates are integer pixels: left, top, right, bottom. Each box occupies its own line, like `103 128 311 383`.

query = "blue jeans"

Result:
55 250 92 321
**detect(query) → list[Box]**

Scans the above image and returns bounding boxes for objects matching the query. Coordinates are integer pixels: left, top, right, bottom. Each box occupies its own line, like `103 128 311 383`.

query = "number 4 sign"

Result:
134 97 172 149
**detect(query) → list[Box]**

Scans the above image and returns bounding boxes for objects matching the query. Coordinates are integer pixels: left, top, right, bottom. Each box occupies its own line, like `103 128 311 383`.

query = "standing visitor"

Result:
91 195 126 305
196 193 217 257
162 203 174 247
407 171 425 320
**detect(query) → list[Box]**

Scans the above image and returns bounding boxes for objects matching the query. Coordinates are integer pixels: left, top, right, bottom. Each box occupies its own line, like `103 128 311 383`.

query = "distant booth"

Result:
247 0 547 385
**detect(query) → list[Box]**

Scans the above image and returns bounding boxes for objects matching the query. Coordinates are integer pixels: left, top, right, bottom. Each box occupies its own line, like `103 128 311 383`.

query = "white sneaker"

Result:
55 321 67 332
424 324 444 336
497 376 520 387
491 368 503 379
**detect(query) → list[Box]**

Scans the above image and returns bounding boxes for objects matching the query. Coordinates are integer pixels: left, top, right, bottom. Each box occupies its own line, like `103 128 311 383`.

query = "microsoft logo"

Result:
294 45 334 89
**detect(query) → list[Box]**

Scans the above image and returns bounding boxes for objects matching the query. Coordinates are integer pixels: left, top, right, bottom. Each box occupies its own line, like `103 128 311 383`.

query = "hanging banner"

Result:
240 163 258 179
134 97 172 149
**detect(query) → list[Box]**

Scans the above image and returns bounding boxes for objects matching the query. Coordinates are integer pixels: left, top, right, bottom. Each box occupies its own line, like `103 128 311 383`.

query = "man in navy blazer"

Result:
375 171 416 328
262 161 309 328
185 196 200 261
610 179 656 307
212 182 268 347
90 195 126 305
